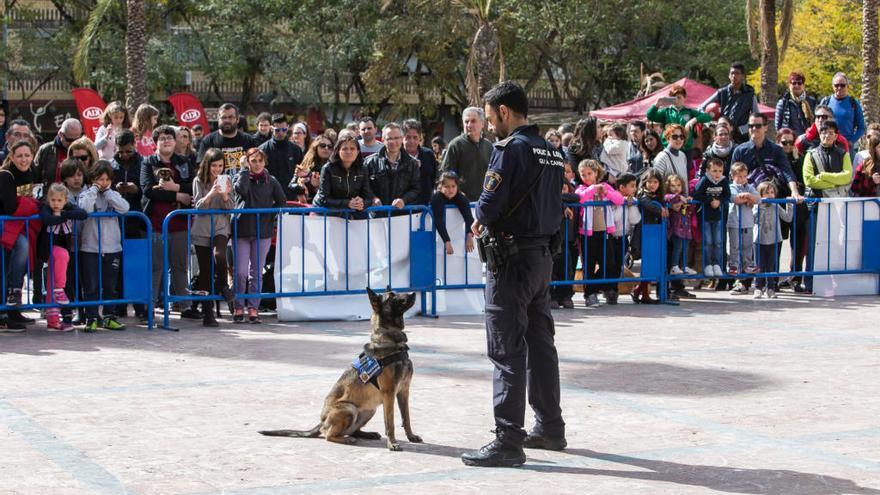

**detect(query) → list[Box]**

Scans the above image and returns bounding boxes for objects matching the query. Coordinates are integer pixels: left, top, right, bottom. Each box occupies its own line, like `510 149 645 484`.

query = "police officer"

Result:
461 81 567 468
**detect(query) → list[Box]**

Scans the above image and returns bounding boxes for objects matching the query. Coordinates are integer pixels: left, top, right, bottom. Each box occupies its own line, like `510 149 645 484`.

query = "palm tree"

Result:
862 0 878 124
72 0 147 109
746 0 793 104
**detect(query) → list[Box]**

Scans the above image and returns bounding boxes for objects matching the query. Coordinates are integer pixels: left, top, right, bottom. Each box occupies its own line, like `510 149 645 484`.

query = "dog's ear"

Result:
366 287 382 312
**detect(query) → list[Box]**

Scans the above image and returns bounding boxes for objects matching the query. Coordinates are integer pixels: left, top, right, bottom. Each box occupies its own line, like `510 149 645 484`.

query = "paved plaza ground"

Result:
2 291 879 494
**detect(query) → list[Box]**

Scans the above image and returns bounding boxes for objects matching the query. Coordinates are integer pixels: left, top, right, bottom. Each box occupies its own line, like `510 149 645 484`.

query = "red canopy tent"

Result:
590 77 775 121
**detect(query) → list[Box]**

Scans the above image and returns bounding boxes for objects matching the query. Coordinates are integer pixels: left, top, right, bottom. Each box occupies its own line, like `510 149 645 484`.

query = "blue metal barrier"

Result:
0 211 154 329
160 205 435 328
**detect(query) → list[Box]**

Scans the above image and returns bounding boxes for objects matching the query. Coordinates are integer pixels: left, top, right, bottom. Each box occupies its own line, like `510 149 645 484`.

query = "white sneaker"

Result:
753 288 763 299
713 265 724 277
670 266 683 275
703 266 715 277
683 267 698 275
767 289 777 299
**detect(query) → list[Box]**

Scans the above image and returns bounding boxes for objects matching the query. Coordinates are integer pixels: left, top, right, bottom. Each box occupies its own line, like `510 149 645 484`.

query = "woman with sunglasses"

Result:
292 135 332 201
653 124 690 187
775 72 816 137
67 137 99 183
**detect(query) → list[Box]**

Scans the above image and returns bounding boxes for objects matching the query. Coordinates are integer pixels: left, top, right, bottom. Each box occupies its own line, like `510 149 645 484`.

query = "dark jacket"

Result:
140 153 197 232
259 137 303 201
731 139 796 187
440 133 492 200
37 202 87 261
430 191 474 243
33 138 68 190
232 169 286 238
413 146 438 205
112 152 145 236
693 175 731 222
0 165 37 214
775 92 816 136
638 191 664 225
313 161 375 209
365 147 421 207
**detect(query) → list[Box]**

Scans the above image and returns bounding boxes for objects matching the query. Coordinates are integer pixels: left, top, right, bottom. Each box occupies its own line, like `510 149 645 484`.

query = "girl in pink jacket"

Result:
575 159 624 306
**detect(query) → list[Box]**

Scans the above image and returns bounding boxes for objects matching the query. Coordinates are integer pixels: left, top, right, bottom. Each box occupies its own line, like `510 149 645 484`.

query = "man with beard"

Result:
196 103 256 172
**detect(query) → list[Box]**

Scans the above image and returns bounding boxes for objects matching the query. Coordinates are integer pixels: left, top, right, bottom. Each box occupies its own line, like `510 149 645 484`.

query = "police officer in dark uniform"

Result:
461 81 567 468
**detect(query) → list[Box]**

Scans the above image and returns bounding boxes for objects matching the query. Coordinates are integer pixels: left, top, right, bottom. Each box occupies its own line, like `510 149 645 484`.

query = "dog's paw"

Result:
387 441 401 451
407 434 423 443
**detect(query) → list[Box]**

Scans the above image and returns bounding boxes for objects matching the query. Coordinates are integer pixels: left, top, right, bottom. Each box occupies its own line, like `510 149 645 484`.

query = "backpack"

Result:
747 162 791 199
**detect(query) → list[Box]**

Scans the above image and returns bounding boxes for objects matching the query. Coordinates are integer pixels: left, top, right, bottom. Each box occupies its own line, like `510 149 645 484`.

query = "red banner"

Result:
168 92 211 132
71 88 107 141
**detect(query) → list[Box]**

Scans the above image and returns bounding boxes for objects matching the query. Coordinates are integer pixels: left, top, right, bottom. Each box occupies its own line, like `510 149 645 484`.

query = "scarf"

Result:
792 91 814 123
708 142 733 158
250 169 268 182
665 145 680 157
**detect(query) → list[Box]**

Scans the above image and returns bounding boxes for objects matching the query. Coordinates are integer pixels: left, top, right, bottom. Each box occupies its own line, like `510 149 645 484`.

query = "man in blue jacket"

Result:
819 73 865 159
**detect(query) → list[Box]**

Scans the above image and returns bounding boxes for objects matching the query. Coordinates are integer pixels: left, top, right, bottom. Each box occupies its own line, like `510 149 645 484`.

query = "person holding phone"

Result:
646 84 713 159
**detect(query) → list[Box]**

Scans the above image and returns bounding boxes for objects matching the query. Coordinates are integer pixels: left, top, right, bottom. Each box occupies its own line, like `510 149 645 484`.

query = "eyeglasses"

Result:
747 124 764 129
273 127 289 133
780 140 794 146
317 143 332 149
669 134 684 140
790 80 804 86
833 83 847 88
72 154 90 162
157 135 176 142
62 134 81 142
816 114 831 120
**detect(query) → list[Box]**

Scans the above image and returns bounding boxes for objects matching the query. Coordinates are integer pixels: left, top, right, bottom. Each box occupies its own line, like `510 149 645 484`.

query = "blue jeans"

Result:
669 236 689 269
80 252 121 320
702 220 723 266
4 233 29 296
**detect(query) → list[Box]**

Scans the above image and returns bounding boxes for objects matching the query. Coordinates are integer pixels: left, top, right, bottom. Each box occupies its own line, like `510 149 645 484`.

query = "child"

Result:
601 123 629 182
79 161 130 332
60 159 87 204
693 157 731 277
232 148 287 324
611 173 641 276
38 183 87 332
664 175 697 276
563 162 577 187
192 148 235 327
631 168 667 304
430 172 475 256
753 181 793 299
727 162 760 295
575 159 624 306
94 102 131 160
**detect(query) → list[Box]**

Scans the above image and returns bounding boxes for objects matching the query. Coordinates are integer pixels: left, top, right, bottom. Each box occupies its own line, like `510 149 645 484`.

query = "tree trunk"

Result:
862 0 879 124
472 20 498 103
758 0 779 105
125 0 147 109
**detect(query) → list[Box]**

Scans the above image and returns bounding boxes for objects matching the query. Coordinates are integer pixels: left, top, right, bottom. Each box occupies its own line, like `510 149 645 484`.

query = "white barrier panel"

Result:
274 211 485 321
813 198 879 297
429 207 485 316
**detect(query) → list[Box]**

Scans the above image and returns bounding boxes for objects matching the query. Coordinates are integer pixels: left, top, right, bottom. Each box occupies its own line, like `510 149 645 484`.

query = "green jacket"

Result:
646 105 712 151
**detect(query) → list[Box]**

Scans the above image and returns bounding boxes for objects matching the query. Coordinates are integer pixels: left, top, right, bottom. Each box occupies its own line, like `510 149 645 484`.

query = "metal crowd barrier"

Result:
0 211 154 328
160 205 435 328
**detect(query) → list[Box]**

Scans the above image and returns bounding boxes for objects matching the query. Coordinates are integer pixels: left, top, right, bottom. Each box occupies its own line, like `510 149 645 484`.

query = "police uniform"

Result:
475 124 566 447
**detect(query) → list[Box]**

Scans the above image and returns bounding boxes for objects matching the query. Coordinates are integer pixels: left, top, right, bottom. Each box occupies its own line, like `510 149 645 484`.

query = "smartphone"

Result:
215 174 231 193
657 96 677 106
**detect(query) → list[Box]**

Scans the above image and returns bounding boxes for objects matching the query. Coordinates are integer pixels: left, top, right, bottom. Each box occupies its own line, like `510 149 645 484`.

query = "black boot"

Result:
461 439 526 467
181 302 203 320
522 432 567 451
7 310 35 324
202 301 219 327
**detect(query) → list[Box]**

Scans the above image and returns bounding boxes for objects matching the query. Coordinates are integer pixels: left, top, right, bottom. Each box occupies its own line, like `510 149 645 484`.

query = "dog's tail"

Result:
258 424 321 438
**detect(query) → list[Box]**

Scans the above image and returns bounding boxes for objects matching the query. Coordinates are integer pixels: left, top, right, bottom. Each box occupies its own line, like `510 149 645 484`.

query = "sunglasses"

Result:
72 154 90 162
273 127 289 133
833 83 847 88
790 80 804 86
317 143 332 149
816 114 831 120
780 140 794 146
748 124 764 129
669 134 684 140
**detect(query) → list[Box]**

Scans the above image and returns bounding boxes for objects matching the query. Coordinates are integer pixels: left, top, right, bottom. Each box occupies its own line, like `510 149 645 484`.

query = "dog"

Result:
259 288 422 451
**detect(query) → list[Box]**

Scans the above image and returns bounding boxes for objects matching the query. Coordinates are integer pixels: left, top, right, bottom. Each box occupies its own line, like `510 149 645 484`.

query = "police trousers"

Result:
484 245 565 446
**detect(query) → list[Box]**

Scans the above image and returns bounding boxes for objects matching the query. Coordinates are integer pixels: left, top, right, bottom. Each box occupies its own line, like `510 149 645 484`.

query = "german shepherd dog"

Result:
259 288 422 451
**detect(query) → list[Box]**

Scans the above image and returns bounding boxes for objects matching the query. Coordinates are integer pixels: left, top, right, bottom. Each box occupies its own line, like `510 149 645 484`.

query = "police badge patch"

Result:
483 171 502 192
352 353 381 384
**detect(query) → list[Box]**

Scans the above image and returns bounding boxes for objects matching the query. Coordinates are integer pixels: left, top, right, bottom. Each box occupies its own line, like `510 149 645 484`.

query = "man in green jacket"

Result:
646 84 713 156
441 107 493 200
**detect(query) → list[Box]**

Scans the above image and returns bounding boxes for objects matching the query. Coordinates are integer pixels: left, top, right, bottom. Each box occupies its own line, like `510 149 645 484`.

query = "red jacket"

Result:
1 195 42 270
795 123 849 155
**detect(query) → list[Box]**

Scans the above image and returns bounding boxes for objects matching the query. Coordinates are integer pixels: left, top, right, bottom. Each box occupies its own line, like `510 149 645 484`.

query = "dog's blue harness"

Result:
352 346 409 389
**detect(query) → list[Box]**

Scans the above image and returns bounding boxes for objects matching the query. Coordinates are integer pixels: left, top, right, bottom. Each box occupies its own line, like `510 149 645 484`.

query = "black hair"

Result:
749 112 768 124
116 129 136 147
271 113 288 125
627 121 646 132
192 124 203 132
218 103 239 117
730 62 746 73
482 80 529 118
289 183 306 197
152 124 177 143
59 158 84 181
819 121 839 133
402 119 421 134
616 173 638 189
91 160 114 182
359 116 375 125
436 171 460 191
431 136 446 147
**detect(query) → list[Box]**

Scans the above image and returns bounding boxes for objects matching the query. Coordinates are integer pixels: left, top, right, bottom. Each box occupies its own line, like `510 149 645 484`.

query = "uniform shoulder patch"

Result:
483 171 503 192
494 136 515 149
